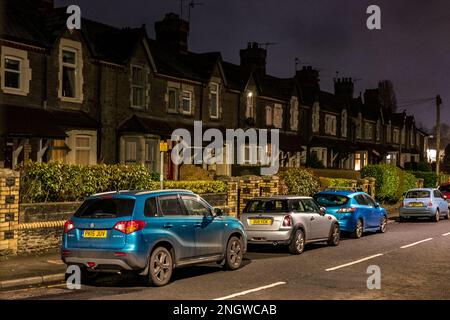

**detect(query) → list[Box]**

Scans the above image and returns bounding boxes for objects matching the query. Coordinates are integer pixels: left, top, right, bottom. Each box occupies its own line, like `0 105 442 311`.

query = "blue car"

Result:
313 190 388 238
61 189 247 286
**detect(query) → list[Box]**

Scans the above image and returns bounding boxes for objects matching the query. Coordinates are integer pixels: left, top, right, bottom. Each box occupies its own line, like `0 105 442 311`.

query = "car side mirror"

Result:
319 207 326 215
375 202 380 208
213 208 224 217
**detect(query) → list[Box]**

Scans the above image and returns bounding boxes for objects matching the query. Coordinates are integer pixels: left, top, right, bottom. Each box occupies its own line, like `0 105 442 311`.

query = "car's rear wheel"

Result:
288 229 305 254
224 236 243 270
378 216 387 233
352 219 364 239
432 209 440 222
147 246 173 287
327 224 340 246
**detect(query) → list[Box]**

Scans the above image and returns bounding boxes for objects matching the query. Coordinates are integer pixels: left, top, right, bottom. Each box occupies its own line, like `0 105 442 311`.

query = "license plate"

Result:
83 230 107 238
408 202 424 207
249 218 272 225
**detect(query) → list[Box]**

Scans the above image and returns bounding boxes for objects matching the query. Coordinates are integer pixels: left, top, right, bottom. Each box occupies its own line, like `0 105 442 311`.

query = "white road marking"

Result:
442 232 450 236
325 254 384 272
213 281 286 300
400 238 433 249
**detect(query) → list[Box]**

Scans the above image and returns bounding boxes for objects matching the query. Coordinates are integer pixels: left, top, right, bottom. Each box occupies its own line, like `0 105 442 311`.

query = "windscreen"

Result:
74 198 135 218
314 194 349 207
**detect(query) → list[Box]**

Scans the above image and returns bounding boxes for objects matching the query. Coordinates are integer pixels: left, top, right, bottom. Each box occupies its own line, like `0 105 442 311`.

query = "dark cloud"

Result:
56 0 450 130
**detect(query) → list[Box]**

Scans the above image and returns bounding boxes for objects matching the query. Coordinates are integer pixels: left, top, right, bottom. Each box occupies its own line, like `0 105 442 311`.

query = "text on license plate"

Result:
249 219 272 225
408 202 424 207
83 230 107 238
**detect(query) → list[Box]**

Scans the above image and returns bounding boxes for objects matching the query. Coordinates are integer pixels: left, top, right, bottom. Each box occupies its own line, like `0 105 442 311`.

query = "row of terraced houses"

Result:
0 0 429 179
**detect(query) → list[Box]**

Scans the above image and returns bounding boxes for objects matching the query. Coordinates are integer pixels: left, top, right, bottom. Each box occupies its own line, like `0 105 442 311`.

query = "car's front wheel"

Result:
351 219 364 239
288 229 305 254
327 224 340 246
147 246 173 287
378 216 387 233
432 209 440 222
224 236 243 270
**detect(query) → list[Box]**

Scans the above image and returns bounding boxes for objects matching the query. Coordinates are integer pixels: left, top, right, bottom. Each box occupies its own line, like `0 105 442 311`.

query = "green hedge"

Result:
408 171 438 188
361 164 401 202
319 177 354 188
280 168 321 196
18 161 226 203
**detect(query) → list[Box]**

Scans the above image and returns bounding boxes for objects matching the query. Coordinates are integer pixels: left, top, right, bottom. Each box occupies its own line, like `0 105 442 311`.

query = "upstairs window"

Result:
168 87 179 113
131 66 146 108
273 104 283 128
61 50 77 98
210 82 219 119
245 91 254 119
290 97 299 131
59 39 83 102
312 104 320 133
182 90 192 115
266 106 273 126
341 110 348 138
325 114 337 136
364 122 374 140
1 46 31 96
393 128 400 144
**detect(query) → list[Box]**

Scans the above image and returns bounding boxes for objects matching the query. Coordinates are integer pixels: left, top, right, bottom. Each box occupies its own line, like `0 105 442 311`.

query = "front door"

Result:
181 195 224 257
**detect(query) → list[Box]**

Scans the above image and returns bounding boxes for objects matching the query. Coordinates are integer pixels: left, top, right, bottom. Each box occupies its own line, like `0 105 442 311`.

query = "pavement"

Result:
1 208 450 300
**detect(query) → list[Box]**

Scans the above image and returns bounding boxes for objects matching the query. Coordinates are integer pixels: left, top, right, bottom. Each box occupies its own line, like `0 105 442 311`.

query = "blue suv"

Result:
313 190 388 238
61 189 247 286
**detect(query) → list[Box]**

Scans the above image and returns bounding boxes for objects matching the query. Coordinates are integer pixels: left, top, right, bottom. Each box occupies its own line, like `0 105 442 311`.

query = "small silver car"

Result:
400 188 450 222
240 196 340 254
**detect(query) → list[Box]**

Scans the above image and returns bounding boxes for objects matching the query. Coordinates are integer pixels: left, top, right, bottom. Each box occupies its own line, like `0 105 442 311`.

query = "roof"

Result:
256 75 297 101
118 115 174 137
90 189 195 199
221 61 252 91
319 91 342 113
50 109 99 129
0 105 66 138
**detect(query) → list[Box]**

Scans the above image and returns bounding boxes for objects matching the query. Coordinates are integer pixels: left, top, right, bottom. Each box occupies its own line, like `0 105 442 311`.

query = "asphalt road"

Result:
1 219 450 300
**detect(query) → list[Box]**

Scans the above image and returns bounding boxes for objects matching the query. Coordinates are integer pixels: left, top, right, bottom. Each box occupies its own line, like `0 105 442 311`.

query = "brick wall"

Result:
0 169 19 256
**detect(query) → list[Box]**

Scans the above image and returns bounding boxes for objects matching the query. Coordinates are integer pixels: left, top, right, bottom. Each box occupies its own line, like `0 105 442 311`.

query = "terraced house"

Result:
0 0 429 177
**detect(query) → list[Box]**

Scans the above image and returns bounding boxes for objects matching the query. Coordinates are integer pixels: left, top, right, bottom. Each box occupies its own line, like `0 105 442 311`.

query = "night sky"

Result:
56 0 450 130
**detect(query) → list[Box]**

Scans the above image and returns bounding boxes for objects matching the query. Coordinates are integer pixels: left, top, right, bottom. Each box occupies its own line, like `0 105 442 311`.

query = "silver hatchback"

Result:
240 196 340 254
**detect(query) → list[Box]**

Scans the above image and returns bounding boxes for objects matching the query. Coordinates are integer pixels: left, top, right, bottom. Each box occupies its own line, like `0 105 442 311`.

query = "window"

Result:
311 147 327 167
365 123 373 140
314 194 349 207
168 87 179 112
145 139 158 171
182 197 211 216
125 140 137 163
312 104 320 133
301 199 320 213
363 194 376 207
376 120 381 141
131 66 146 108
74 198 135 218
406 190 430 198
1 46 31 95
386 123 392 143
410 130 415 146
75 136 91 165
210 82 219 119
266 106 273 126
144 197 159 217
434 190 443 199
401 129 406 145
354 152 367 171
244 200 288 213
59 39 83 102
61 50 77 98
325 114 337 135
245 91 254 118
290 98 299 131
356 114 362 139
354 194 369 205
386 152 397 165
273 104 283 128
159 196 185 216
182 90 192 115
393 129 400 144
341 110 347 138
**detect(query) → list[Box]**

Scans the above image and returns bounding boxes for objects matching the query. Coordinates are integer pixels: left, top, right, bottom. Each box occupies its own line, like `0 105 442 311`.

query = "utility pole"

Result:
436 95 442 178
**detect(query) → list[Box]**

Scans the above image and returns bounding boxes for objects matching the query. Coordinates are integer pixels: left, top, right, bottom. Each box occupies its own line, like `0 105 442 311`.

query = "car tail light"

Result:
282 215 292 227
400 201 404 208
428 201 433 207
64 220 75 233
62 250 71 256
337 207 356 213
113 220 146 234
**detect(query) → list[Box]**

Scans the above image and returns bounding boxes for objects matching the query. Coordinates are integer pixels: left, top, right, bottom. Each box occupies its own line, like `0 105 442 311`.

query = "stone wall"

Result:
0 169 19 256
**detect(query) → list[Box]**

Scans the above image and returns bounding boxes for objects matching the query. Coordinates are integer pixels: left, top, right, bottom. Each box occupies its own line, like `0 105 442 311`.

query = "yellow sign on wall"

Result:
160 141 168 152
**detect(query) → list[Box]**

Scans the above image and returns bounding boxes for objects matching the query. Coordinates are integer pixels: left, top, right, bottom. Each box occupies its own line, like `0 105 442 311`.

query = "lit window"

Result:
290 97 299 131
341 110 347 138
168 87 179 112
182 90 192 115
75 136 91 166
245 91 254 118
266 106 273 126
4 57 21 89
125 141 137 163
273 104 283 128
325 114 337 135
210 83 219 119
132 66 146 108
59 40 83 102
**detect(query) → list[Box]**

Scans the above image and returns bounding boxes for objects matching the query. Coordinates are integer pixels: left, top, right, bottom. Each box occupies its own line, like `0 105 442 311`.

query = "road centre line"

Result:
400 238 433 249
325 254 383 272
213 282 286 300
442 232 450 236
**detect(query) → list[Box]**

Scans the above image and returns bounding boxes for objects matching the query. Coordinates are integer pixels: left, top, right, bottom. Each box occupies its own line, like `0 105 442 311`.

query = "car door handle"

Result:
163 223 173 229
310 216 315 221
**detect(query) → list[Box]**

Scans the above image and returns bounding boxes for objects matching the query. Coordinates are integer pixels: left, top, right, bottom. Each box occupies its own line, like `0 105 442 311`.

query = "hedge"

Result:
17 161 226 203
361 164 401 202
319 177 354 189
408 171 438 188
279 168 321 196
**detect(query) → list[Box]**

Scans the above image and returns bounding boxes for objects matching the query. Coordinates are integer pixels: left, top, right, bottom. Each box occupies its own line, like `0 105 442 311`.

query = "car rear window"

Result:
314 194 349 207
245 200 288 213
406 190 430 198
74 198 135 218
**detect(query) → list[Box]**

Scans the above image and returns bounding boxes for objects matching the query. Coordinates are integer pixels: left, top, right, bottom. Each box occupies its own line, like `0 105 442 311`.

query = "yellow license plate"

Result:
409 202 424 207
250 219 272 225
83 230 107 238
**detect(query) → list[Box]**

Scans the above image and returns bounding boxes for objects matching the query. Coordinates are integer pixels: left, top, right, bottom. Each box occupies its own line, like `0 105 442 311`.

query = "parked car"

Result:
399 188 450 222
438 183 450 208
313 190 388 239
61 189 247 287
240 196 340 255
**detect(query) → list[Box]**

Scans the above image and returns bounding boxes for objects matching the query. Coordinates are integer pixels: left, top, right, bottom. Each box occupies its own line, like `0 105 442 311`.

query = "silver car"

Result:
400 188 450 222
240 196 340 254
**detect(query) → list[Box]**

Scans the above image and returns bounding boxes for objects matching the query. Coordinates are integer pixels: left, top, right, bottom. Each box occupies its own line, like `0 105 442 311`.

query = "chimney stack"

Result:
334 77 354 101
239 42 267 76
296 66 320 90
155 13 190 51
